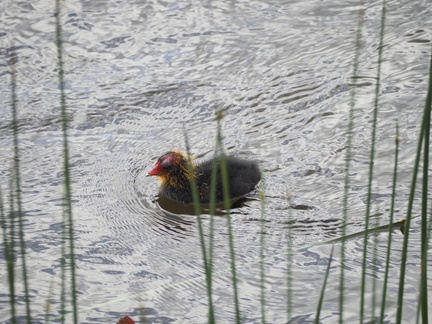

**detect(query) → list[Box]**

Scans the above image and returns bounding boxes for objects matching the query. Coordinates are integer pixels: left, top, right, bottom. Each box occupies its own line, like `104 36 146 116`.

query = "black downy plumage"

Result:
147 150 261 203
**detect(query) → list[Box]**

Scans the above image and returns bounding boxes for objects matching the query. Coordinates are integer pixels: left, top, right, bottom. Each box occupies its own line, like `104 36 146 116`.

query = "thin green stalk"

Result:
217 110 242 323
8 179 17 320
418 39 431 324
396 19 432 323
379 124 399 324
10 45 32 324
314 245 334 324
340 5 364 323
298 218 407 252
360 0 386 322
60 216 67 324
183 129 215 324
426 207 432 249
395 74 430 324
259 179 266 324
372 212 379 321
0 184 16 324
139 305 148 324
207 145 220 284
416 206 432 324
54 1 78 322
44 279 55 324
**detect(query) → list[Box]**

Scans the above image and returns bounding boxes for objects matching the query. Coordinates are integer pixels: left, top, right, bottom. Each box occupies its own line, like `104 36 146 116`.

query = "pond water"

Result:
1 0 432 323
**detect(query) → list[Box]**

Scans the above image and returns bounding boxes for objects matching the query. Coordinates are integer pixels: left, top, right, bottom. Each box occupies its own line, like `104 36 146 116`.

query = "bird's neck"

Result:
165 163 194 189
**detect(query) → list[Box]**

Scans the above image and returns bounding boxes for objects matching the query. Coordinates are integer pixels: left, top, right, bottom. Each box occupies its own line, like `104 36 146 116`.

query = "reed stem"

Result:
54 0 78 322
217 110 242 324
395 67 429 324
0 185 17 323
314 245 334 324
378 124 399 324
183 129 215 324
9 44 32 324
418 31 432 323
360 0 386 321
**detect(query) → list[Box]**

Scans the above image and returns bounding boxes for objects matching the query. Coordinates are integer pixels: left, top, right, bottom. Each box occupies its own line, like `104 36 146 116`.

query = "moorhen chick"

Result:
147 150 261 204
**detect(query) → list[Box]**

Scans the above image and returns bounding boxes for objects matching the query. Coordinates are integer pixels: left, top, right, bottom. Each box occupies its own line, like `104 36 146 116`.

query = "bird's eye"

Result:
162 163 173 171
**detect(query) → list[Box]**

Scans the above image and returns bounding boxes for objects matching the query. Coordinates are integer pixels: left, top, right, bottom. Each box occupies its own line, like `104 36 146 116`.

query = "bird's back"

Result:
195 156 261 203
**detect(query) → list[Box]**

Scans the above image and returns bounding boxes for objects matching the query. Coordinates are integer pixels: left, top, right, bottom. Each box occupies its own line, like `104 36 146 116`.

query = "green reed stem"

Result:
427 207 432 249
9 45 32 324
183 129 215 324
416 205 432 324
395 66 431 324
208 147 220 284
371 211 379 321
314 245 334 324
378 124 399 324
139 305 148 324
217 110 242 324
54 1 78 322
360 0 386 322
396 22 432 323
44 279 55 324
419 40 432 324
396 102 424 324
0 185 16 324
340 5 364 323
60 215 67 324
259 179 266 324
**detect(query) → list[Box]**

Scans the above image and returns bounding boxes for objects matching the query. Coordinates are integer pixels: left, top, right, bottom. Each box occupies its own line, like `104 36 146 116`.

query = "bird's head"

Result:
147 150 192 186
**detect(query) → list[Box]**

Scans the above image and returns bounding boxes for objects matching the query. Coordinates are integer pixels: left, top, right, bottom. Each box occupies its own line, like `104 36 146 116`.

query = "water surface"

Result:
1 0 431 322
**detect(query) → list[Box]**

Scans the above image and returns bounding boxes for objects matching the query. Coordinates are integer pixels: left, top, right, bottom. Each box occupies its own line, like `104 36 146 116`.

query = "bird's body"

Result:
148 150 261 204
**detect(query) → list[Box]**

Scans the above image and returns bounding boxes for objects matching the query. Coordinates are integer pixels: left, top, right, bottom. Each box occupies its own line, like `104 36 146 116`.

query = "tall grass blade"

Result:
183 128 215 324
44 279 55 324
9 44 32 324
0 185 17 323
416 207 432 324
372 213 379 321
196 135 222 323
216 110 242 323
395 55 432 324
207 140 221 281
340 4 364 323
138 305 149 324
299 218 407 252
378 124 399 324
419 37 432 324
60 214 67 324
54 0 78 322
360 0 387 321
314 245 334 324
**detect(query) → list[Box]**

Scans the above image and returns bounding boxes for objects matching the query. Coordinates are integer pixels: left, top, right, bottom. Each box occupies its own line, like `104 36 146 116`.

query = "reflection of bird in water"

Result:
147 150 261 204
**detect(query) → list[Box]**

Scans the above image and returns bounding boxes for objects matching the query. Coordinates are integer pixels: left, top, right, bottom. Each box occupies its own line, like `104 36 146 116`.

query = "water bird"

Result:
147 150 261 204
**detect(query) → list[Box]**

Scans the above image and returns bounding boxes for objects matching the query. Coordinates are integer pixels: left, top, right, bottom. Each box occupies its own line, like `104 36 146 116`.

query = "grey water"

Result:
1 0 431 323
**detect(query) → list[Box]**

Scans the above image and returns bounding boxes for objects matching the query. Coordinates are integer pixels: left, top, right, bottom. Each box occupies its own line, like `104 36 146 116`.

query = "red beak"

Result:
147 163 164 176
